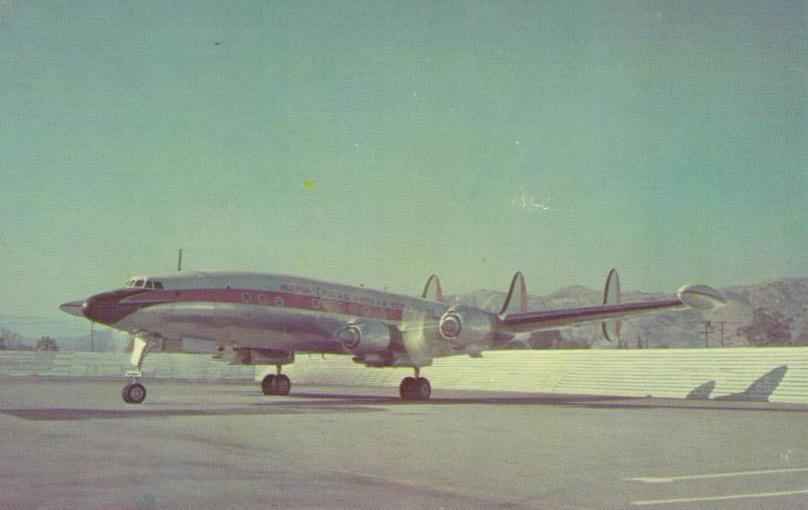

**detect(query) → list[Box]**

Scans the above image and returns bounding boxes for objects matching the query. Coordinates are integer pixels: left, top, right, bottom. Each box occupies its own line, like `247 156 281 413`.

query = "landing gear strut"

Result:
121 336 153 404
399 367 431 401
261 365 291 396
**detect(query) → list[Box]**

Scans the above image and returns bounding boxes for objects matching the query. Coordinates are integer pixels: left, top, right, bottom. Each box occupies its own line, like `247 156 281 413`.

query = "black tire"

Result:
261 374 276 395
399 376 416 400
413 377 431 400
122 383 146 404
274 374 291 395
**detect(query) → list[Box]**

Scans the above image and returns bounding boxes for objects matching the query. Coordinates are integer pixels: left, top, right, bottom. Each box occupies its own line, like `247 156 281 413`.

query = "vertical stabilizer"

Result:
500 271 528 316
601 268 623 343
421 274 445 303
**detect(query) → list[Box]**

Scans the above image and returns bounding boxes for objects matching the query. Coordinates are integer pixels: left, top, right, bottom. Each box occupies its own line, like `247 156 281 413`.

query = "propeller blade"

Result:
399 306 439 367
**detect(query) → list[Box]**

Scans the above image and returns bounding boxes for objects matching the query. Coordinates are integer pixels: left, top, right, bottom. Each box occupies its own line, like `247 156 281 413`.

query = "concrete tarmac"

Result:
1 378 807 510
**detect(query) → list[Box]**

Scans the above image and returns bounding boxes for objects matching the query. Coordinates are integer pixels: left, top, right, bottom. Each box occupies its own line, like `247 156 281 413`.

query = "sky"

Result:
1 1 807 321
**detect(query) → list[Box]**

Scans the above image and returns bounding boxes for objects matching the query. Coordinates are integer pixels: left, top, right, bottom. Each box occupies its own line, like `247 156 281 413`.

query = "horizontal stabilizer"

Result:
676 284 725 310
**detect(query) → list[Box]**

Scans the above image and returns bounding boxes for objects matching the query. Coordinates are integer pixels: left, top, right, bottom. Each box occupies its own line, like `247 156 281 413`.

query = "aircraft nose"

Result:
59 301 85 318
81 295 101 321
81 298 95 319
79 292 135 325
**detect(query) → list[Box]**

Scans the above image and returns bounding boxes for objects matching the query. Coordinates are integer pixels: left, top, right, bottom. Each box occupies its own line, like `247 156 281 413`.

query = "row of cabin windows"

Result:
125 278 164 290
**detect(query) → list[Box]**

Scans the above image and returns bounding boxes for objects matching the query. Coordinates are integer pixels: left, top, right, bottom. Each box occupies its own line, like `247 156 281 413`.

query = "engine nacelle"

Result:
336 319 393 355
438 305 496 350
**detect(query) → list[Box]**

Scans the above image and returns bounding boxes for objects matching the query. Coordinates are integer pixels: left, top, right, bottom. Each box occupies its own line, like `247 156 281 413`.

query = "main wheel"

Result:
261 374 276 395
122 383 147 404
412 377 431 400
399 376 416 400
261 374 291 395
273 374 291 395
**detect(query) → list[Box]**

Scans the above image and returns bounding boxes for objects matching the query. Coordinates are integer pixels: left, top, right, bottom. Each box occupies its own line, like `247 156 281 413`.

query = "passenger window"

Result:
153 281 164 290
134 279 145 288
145 281 153 289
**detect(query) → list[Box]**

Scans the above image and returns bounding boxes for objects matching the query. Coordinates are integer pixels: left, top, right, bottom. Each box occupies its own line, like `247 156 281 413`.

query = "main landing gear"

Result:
261 365 291 396
399 367 431 401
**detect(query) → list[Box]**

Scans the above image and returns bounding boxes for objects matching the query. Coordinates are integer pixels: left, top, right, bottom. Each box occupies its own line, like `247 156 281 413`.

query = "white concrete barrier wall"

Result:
275 348 808 404
2 348 807 403
0 352 254 380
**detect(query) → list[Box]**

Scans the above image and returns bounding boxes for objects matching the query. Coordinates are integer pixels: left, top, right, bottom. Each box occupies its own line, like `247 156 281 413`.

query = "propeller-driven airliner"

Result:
59 269 724 404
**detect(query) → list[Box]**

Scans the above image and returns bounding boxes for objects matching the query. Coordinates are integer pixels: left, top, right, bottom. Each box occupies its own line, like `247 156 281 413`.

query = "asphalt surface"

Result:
1 378 808 510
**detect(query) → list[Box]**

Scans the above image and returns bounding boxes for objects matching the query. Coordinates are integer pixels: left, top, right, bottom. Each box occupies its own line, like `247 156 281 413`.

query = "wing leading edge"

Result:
500 284 725 335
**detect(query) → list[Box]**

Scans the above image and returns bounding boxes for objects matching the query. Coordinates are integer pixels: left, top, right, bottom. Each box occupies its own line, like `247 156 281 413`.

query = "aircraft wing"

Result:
500 284 724 335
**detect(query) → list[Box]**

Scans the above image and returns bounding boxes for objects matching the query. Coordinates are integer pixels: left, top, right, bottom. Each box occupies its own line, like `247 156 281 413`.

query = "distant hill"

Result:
0 313 90 339
0 314 129 352
450 277 808 348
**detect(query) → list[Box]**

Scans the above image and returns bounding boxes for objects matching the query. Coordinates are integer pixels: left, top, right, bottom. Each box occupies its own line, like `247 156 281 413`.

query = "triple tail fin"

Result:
500 271 528 316
421 274 445 303
601 268 622 343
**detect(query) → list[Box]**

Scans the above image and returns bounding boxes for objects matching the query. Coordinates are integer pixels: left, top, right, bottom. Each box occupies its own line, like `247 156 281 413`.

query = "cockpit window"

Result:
125 277 163 290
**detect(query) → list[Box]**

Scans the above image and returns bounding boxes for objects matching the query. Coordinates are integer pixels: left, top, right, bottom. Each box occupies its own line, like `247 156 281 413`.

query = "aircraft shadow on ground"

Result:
0 393 673 421
686 365 789 403
0 404 387 421
260 390 808 413
274 392 635 406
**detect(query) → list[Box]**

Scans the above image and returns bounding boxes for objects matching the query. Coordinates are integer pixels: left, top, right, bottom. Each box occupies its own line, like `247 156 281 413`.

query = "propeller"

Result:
399 306 441 367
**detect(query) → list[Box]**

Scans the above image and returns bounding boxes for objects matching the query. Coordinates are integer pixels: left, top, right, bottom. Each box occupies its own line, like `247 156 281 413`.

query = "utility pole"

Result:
701 320 713 348
716 321 726 347
90 322 95 352
177 249 183 272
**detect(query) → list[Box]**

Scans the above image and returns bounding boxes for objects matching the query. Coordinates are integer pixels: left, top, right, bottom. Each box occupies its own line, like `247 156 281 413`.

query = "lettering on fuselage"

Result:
127 285 443 322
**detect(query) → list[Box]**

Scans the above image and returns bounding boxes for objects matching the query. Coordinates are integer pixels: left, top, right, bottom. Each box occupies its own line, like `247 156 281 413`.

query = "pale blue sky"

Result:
1 1 806 318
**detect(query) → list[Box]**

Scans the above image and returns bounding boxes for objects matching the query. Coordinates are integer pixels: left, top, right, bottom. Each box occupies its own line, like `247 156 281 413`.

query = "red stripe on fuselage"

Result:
121 288 418 322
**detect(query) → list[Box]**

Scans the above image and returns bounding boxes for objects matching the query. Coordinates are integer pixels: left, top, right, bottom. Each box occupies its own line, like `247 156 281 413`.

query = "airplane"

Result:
59 268 725 404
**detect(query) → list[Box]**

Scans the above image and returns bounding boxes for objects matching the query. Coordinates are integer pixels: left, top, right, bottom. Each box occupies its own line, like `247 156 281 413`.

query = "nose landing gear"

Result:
121 336 154 404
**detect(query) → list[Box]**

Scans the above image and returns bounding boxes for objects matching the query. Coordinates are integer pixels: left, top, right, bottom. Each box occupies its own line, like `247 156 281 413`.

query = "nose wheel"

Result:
122 382 147 404
399 376 431 401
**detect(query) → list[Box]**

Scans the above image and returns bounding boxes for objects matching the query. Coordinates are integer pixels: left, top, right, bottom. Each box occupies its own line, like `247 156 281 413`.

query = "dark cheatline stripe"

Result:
122 288 407 322
81 289 152 324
